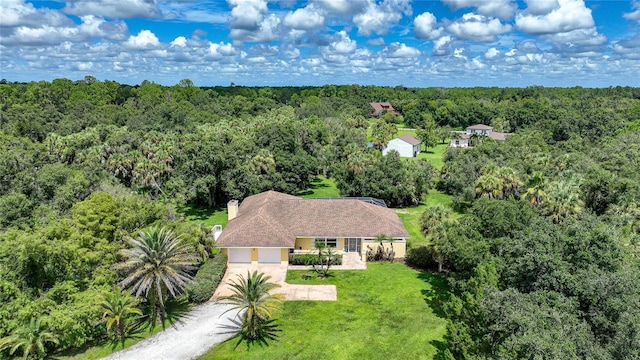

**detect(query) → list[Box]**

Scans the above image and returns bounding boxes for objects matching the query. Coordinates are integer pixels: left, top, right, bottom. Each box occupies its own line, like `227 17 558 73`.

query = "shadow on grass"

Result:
417 271 451 319
418 271 452 360
177 205 220 221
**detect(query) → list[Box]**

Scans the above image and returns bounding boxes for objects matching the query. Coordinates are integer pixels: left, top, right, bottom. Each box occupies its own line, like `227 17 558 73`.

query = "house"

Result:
382 134 422 157
449 124 508 148
214 191 409 264
449 133 470 148
369 102 399 117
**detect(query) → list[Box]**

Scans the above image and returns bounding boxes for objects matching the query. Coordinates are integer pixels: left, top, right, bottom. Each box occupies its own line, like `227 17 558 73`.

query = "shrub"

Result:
405 245 437 270
187 253 227 303
289 253 342 266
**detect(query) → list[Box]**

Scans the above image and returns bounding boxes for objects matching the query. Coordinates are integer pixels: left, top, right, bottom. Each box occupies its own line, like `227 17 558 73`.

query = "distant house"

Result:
370 102 399 117
449 124 508 148
383 134 422 158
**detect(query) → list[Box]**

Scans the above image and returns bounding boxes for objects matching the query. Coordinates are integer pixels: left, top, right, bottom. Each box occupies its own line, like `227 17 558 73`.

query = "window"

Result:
314 237 337 248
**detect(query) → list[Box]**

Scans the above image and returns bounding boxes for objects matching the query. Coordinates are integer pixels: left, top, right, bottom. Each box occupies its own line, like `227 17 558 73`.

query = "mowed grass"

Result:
416 142 448 170
296 176 341 198
179 204 229 228
200 263 448 360
395 190 453 247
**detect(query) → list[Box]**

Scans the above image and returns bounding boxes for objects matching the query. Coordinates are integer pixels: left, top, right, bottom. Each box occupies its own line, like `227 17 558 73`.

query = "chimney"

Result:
227 200 239 221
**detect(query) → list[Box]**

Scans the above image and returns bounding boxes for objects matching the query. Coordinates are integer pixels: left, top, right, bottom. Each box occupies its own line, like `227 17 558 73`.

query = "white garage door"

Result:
258 248 281 263
228 248 251 263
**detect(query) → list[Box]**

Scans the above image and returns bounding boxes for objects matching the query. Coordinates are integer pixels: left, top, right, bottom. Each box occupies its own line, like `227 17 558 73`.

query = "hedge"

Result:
187 253 227 303
289 253 342 266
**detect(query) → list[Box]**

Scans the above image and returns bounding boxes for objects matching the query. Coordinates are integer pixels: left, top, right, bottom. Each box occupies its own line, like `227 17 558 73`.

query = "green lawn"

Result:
395 190 453 247
201 263 448 360
416 143 448 170
296 176 341 198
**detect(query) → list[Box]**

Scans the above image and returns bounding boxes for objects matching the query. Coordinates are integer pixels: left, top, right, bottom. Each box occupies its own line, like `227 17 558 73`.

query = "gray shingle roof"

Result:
467 124 494 130
397 134 422 146
215 191 409 248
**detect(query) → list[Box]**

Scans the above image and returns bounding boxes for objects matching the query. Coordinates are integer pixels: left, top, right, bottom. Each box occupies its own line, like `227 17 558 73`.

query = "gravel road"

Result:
100 302 239 360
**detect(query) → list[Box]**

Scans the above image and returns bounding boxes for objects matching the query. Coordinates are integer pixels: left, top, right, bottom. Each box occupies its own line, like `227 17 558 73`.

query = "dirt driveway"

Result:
214 264 336 301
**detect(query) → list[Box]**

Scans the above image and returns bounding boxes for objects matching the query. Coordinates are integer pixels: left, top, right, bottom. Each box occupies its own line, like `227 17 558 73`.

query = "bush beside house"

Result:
187 254 228 303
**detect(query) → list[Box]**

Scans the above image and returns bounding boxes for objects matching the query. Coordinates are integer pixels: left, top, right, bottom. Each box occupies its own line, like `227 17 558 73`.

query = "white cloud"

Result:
170 36 187 47
124 30 160 50
323 30 357 54
613 33 640 59
454 48 467 59
447 13 512 42
515 0 594 35
0 0 71 28
433 35 452 56
545 28 606 46
227 0 280 42
384 42 421 58
353 0 412 36
521 0 559 15
442 0 516 20
283 7 324 30
414 12 443 40
208 42 238 60
312 0 368 15
77 15 127 40
230 14 281 42
624 1 640 21
227 0 268 30
485 47 500 59
63 0 161 19
367 37 385 45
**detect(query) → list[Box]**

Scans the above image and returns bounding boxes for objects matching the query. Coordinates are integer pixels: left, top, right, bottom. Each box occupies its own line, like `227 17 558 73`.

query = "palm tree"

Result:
543 180 584 224
219 271 283 348
497 167 522 199
114 227 199 329
475 174 503 199
97 287 143 348
0 317 59 359
420 204 453 237
521 172 547 207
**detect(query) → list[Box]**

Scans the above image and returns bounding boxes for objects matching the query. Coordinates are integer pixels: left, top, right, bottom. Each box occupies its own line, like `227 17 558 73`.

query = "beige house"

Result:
215 191 408 264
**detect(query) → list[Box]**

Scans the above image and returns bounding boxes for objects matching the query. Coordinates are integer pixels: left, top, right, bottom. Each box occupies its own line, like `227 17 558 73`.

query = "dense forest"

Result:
1 78 639 359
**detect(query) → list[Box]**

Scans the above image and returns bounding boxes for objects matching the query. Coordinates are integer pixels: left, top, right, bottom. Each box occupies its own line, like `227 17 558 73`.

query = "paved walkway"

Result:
100 302 238 360
214 264 337 301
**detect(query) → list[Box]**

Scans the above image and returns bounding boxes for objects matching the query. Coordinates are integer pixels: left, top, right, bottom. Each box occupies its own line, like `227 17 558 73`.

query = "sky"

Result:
1 0 639 87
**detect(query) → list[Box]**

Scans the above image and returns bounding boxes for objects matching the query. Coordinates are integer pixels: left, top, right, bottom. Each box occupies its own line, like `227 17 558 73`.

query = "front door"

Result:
345 238 361 253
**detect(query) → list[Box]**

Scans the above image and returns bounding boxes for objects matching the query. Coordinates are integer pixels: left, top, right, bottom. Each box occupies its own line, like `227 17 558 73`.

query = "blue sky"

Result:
1 0 639 87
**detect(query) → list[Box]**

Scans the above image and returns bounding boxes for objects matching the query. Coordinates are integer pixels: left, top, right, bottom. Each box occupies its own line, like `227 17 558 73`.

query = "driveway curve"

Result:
100 302 238 360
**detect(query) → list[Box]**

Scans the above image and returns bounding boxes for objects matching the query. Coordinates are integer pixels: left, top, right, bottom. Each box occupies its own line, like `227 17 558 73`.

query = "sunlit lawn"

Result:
200 263 448 360
296 176 340 198
416 143 448 170
395 190 453 247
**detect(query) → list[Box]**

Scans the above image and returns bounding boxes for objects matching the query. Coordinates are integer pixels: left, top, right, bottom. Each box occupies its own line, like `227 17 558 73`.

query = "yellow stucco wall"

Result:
250 247 258 264
220 248 228 256
295 238 313 250
295 237 346 250
281 248 289 264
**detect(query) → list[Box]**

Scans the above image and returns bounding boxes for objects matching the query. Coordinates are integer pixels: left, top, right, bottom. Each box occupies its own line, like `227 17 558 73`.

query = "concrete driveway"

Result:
100 302 238 360
214 264 336 301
